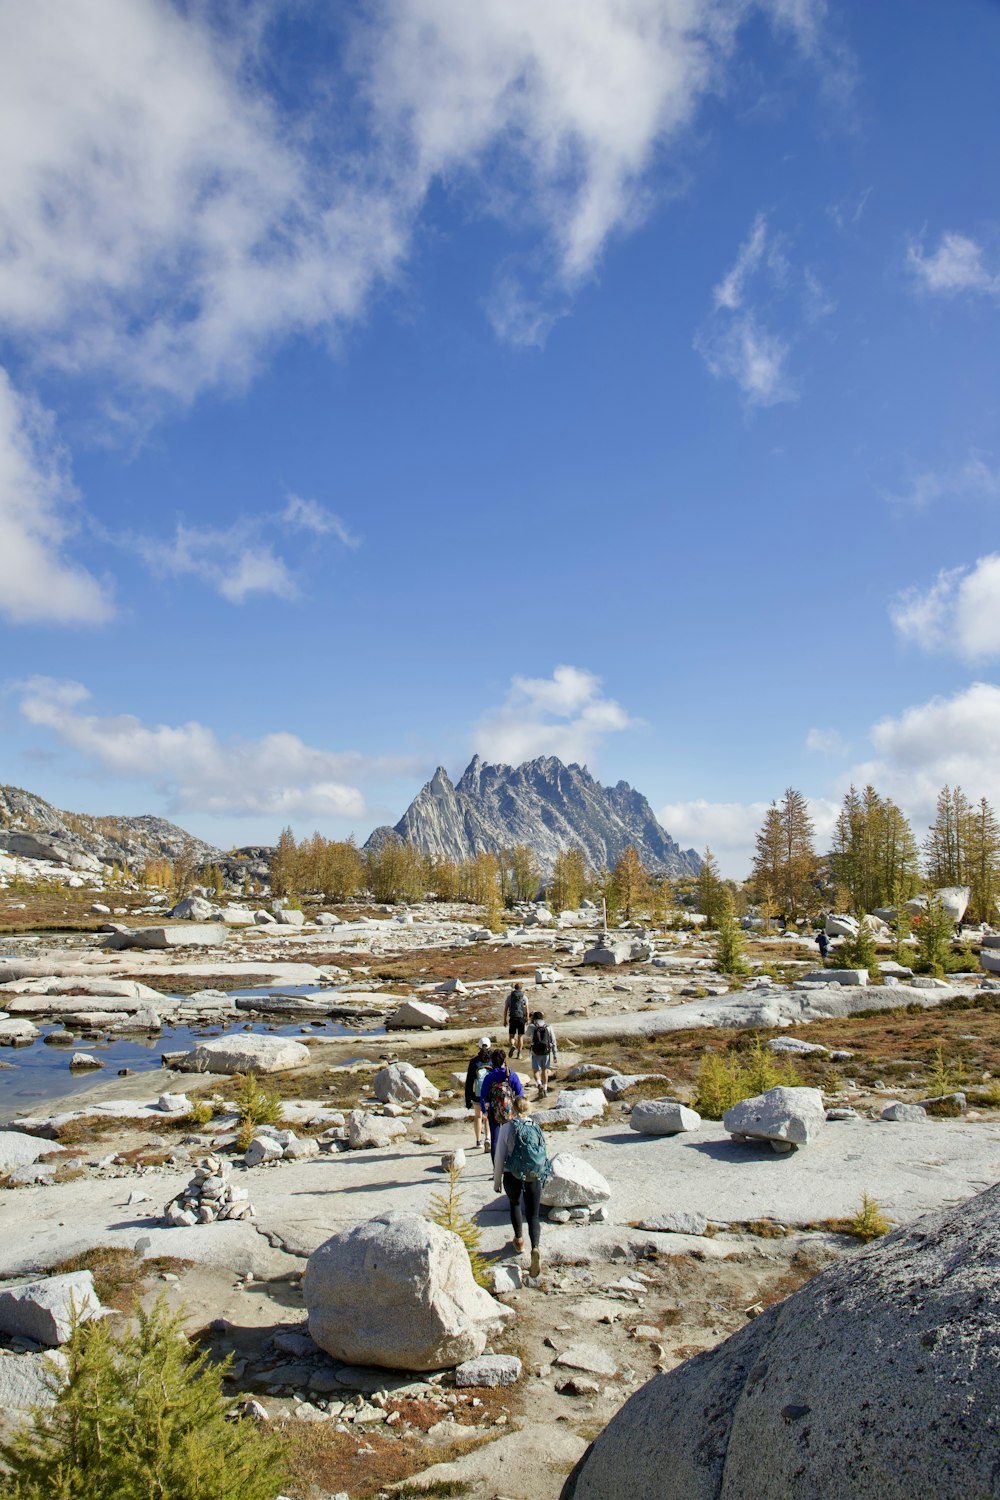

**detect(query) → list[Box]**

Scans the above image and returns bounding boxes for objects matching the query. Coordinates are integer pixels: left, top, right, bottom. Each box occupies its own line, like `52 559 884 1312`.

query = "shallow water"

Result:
0 987 386 1115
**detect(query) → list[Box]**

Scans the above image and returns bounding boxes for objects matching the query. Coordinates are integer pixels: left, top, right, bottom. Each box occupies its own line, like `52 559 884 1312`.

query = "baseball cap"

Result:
478 1035 491 1048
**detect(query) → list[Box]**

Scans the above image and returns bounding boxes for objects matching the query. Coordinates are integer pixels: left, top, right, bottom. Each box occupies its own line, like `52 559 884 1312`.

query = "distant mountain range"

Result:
366 755 701 876
0 784 226 873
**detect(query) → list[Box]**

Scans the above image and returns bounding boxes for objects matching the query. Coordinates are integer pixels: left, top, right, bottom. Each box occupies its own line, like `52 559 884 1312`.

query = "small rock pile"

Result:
164 1154 254 1226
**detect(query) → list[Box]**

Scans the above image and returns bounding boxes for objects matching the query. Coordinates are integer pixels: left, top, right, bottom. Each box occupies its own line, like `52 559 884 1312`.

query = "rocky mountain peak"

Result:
370 756 700 877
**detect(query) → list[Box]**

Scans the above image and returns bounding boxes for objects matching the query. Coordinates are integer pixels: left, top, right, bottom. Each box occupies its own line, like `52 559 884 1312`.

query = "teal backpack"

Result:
505 1118 551 1183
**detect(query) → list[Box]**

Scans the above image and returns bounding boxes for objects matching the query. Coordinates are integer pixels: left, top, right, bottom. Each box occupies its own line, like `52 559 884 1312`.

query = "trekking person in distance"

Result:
493 1095 550 1278
529 1010 558 1096
816 929 830 960
479 1046 524 1160
504 981 528 1058
464 1036 493 1152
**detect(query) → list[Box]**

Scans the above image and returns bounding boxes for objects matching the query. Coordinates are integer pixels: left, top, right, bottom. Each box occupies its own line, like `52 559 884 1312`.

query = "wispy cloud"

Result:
882 452 1000 510
907 231 1000 299
15 676 426 821
806 727 849 757
695 211 832 407
282 495 362 549
891 553 1000 662
658 794 840 879
473 664 638 767
0 370 113 625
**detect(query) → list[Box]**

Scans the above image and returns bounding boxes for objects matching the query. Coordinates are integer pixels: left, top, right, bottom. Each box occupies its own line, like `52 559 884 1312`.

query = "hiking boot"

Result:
483 1141 491 1153
513 1237 525 1254
529 1247 541 1278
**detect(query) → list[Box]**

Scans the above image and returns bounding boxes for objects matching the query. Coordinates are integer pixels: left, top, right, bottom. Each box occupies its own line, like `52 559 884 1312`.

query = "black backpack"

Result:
509 989 527 1023
532 1022 552 1053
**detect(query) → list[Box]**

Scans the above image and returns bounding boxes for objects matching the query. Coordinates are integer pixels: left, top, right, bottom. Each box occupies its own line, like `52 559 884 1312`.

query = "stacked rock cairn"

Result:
164 1154 254 1227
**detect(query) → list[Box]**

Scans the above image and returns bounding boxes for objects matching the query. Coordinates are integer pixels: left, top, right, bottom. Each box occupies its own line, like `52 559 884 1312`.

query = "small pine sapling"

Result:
232 1072 283 1152
427 1163 490 1288
848 1192 891 1242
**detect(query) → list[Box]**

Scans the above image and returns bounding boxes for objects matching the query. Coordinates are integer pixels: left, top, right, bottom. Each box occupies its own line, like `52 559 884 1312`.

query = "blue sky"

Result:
1 0 998 876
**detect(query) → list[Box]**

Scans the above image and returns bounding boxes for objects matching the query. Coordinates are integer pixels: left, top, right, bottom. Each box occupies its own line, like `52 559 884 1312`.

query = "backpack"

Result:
509 989 527 1023
487 1069 517 1125
531 1023 552 1054
505 1118 551 1183
473 1063 490 1096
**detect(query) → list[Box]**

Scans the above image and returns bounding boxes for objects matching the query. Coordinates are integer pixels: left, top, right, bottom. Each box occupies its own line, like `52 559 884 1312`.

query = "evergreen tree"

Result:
610 845 650 921
549 848 587 912
696 847 726 928
269 825 298 899
713 897 749 975
0 1299 287 1500
829 785 919 915
963 796 1000 924
923 785 971 888
751 789 815 919
509 844 541 903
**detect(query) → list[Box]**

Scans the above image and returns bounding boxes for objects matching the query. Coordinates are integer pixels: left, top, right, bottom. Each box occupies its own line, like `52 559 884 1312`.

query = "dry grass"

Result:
48 1245 191 1311
0 886 155 935
280 1419 494 1500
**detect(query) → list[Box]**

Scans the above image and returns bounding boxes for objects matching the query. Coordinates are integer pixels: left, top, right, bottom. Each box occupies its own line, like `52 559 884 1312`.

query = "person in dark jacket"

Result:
816 930 830 960
464 1036 493 1151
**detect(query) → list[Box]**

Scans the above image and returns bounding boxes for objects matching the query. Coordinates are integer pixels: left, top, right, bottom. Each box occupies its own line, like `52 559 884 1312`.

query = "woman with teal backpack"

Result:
492 1095 551 1278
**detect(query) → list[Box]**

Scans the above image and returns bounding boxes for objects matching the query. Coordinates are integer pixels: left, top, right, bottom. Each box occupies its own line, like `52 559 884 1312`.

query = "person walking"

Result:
528 1010 558 1096
479 1046 524 1159
816 929 830 960
503 982 528 1058
493 1095 550 1278
464 1036 493 1151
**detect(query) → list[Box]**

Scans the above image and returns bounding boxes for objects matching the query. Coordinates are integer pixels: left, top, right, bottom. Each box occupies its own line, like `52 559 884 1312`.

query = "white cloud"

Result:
282 496 362 549
695 212 830 407
847 682 1000 829
0 0 839 402
657 794 840 879
908 232 1000 299
882 453 1000 510
16 677 379 820
473 665 637 766
129 522 298 605
0 369 112 625
806 727 849 757
891 554 1000 662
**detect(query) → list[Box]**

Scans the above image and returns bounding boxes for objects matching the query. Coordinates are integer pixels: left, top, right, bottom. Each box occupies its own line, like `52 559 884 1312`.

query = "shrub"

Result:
231 1072 282 1152
924 1043 962 1097
427 1164 490 1288
713 905 749 976
183 1099 214 1128
848 1192 891 1242
836 919 878 973
0 1298 287 1500
913 895 954 977
694 1042 802 1120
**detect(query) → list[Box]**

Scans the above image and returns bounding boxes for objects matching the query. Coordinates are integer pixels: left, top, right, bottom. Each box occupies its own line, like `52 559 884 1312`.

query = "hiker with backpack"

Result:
464 1036 493 1152
504 982 528 1058
492 1095 550 1278
528 1010 558 1096
479 1046 524 1160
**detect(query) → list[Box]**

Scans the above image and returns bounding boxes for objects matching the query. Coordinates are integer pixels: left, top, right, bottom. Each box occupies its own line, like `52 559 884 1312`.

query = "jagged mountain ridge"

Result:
367 755 701 876
0 784 225 871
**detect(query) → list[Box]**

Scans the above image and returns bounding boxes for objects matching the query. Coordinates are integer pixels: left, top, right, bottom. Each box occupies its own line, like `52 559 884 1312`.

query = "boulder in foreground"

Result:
0 1271 103 1347
561 1181 1000 1500
385 999 449 1030
541 1153 611 1209
304 1212 511 1370
172 1034 310 1074
723 1086 825 1148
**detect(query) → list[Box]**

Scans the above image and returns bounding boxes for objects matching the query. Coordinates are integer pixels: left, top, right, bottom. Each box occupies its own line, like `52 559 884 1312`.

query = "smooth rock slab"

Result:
629 1100 701 1136
0 1272 103 1347
455 1353 522 1388
0 1018 39 1045
173 1034 310 1075
304 1212 511 1371
108 923 228 950
0 1350 67 1412
724 1087 826 1147
0 1132 65 1174
541 1153 611 1209
554 1342 618 1377
638 1212 709 1236
800 969 868 987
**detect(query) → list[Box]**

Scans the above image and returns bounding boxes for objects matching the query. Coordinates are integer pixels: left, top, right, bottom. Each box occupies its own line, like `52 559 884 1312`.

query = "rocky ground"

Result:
1 889 999 1498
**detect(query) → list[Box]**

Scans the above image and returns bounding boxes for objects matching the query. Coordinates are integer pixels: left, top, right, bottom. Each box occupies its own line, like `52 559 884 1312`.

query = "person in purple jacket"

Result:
479 1047 524 1159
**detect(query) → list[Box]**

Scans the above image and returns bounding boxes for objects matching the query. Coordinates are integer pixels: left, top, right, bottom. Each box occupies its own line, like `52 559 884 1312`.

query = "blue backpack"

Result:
505 1118 551 1183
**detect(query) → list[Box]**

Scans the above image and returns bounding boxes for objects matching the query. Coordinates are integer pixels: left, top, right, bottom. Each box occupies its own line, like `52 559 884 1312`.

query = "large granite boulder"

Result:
172 1034 310 1074
0 1132 66 1174
935 885 971 923
541 1153 611 1209
107 924 227 950
629 1100 701 1136
170 895 216 920
385 999 449 1030
373 1061 440 1105
583 941 633 966
304 1212 511 1370
553 1087 607 1118
347 1109 408 1149
561 1182 1000 1499
723 1086 826 1148
0 1271 103 1346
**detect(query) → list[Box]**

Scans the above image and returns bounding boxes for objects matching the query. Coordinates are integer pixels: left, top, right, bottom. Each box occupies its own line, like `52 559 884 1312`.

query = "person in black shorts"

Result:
504 982 528 1057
